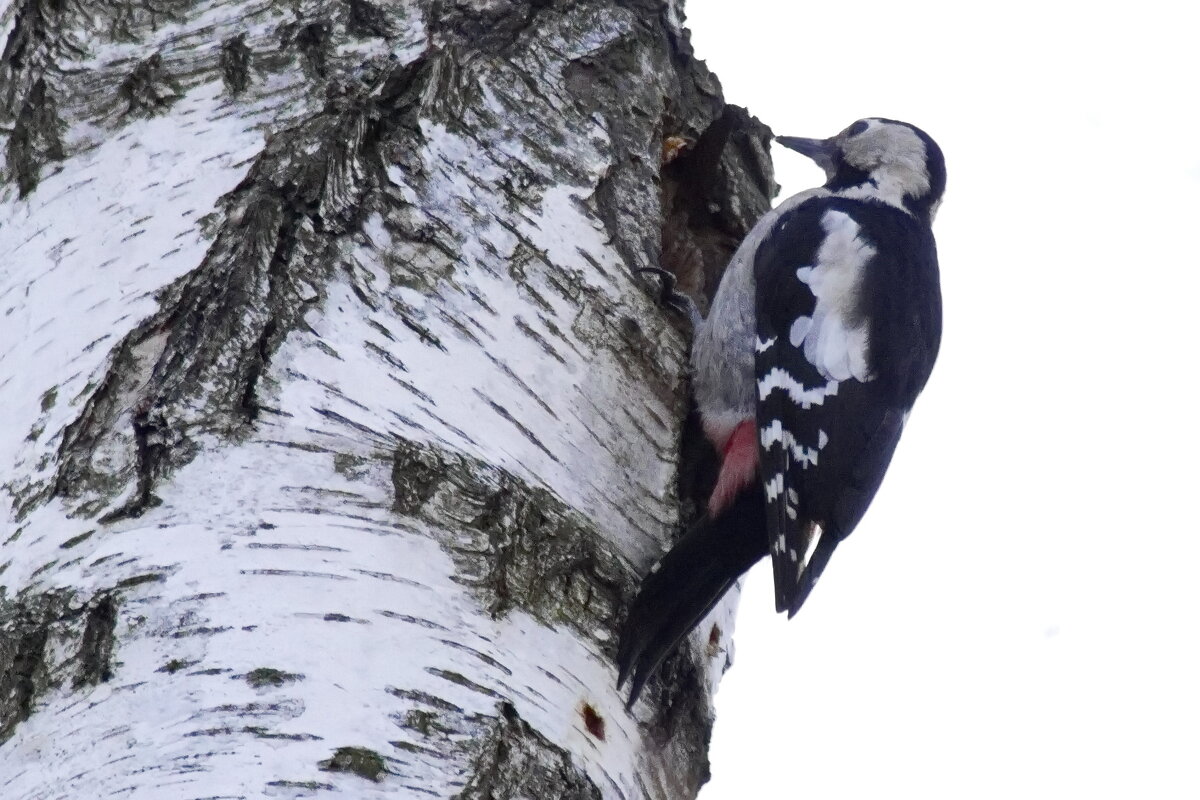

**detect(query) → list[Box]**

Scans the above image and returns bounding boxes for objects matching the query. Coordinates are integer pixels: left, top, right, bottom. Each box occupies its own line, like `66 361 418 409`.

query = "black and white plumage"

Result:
618 118 945 704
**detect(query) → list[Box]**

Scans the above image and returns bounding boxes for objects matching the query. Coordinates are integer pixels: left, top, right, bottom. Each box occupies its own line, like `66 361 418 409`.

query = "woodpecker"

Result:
618 118 945 704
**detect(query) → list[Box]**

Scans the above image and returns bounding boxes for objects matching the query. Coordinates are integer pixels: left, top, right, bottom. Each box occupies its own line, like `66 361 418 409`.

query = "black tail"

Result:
616 490 768 706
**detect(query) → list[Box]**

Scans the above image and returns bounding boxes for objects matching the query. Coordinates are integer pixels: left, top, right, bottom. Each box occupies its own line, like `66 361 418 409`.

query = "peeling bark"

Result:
0 0 774 797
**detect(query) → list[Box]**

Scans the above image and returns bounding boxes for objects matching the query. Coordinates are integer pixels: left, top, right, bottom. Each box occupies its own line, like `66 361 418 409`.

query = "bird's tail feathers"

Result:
616 491 767 707
784 531 838 618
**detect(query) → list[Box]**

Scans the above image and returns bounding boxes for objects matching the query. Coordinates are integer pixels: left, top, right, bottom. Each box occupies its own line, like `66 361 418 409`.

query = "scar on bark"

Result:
580 702 605 741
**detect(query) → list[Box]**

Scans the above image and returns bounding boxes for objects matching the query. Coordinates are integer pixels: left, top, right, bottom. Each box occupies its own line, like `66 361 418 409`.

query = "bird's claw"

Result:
636 267 696 322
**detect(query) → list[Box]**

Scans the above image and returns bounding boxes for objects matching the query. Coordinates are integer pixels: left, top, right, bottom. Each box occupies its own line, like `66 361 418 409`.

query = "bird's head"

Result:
778 118 946 220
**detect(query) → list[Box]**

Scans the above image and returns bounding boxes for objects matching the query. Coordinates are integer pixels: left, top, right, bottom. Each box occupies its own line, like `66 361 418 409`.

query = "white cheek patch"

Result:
843 124 931 208
793 210 875 382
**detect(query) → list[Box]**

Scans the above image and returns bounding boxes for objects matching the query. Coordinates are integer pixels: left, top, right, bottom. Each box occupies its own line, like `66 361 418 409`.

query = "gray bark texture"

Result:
0 0 775 797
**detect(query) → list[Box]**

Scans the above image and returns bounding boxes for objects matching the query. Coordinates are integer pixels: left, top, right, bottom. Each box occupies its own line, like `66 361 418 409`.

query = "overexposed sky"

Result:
687 2 1200 797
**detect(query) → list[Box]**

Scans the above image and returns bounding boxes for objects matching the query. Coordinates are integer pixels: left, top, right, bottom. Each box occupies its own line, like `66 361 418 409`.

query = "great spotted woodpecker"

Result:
618 118 946 704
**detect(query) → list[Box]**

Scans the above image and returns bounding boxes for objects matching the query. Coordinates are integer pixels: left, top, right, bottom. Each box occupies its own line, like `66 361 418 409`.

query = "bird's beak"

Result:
776 135 838 178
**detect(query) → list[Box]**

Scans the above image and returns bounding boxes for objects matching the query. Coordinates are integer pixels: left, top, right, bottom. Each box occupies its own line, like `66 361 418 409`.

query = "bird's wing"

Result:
754 198 904 616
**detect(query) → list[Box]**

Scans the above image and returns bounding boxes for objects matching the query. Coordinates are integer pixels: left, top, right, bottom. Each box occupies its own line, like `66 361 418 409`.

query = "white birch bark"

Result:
0 0 775 796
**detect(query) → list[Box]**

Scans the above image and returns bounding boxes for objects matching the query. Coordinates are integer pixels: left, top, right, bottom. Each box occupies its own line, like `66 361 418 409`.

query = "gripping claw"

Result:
635 267 701 327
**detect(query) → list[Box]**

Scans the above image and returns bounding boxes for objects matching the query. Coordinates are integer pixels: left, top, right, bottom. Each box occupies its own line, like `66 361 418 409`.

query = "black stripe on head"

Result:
827 159 873 192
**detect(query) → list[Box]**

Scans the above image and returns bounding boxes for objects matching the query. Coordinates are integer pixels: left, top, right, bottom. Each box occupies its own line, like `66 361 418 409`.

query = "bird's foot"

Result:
636 267 701 327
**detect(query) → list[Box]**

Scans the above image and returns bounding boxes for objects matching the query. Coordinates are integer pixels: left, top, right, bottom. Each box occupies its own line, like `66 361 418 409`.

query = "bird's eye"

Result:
847 120 870 137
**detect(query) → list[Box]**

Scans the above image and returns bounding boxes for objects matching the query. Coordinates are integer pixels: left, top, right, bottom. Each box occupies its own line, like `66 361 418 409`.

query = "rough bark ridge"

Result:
0 0 774 797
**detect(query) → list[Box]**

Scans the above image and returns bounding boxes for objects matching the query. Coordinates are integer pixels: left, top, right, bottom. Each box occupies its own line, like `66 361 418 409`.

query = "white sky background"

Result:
686 1 1200 797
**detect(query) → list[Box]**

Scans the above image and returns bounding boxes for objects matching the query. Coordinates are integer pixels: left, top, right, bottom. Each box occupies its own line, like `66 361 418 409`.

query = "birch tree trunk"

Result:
0 0 774 796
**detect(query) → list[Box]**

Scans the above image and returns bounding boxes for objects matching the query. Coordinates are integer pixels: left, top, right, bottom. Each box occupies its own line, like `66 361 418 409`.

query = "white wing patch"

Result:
792 210 875 383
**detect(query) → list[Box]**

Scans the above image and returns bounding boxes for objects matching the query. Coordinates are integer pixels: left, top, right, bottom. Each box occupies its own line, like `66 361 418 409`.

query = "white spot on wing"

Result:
802 523 824 568
756 336 777 353
789 316 813 347
764 471 785 502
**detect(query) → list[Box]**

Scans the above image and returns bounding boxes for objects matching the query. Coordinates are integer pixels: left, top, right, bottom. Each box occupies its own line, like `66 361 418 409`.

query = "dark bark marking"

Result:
471 390 561 463
346 0 399 39
0 590 121 743
426 667 502 700
73 593 118 687
284 20 334 80
6 78 64 196
318 746 388 782
243 668 303 688
267 779 335 790
220 33 253 96
458 701 601 800
377 611 448 631
58 529 95 549
114 572 163 589
119 52 183 117
0 618 50 742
